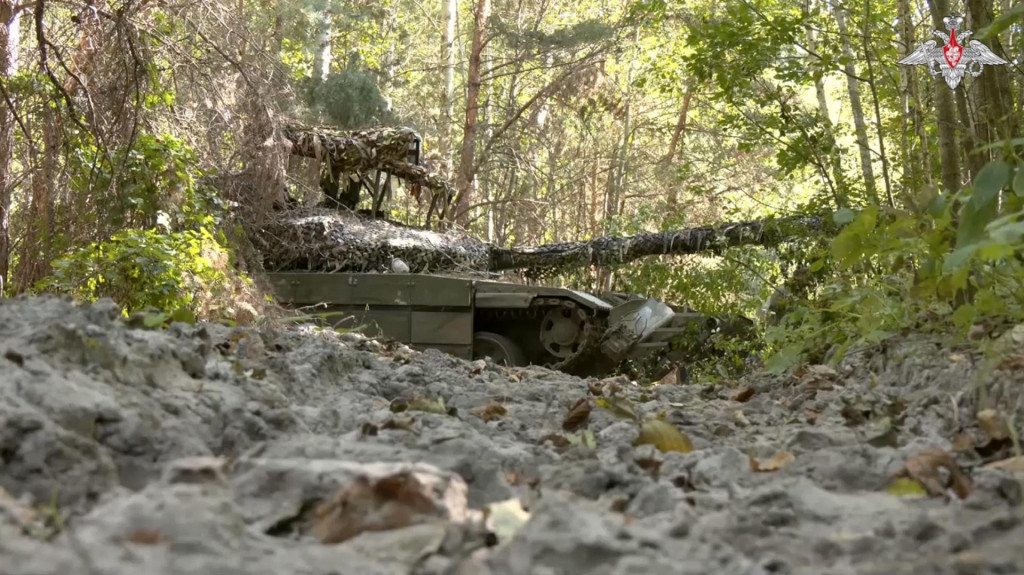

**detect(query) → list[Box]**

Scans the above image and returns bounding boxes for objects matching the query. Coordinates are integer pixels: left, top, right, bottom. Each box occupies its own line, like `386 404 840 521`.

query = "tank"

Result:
264 271 741 378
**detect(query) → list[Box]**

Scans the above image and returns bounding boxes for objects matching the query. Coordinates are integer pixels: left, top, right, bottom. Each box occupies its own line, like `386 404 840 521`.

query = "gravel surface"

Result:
2 295 1023 575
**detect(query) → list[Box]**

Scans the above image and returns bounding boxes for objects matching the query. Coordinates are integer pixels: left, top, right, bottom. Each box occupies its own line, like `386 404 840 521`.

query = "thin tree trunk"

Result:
312 1 332 81
15 106 57 292
0 0 21 293
897 0 923 191
451 0 490 227
439 0 457 176
926 0 962 194
861 0 894 207
805 0 847 209
832 0 878 204
967 0 1020 150
956 83 985 179
664 86 693 208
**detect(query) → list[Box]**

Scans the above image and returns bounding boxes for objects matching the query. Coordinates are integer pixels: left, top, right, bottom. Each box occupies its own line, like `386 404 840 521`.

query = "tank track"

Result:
546 312 615 377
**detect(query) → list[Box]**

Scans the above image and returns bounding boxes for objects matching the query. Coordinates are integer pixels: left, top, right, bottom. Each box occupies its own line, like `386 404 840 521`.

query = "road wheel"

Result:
473 331 527 367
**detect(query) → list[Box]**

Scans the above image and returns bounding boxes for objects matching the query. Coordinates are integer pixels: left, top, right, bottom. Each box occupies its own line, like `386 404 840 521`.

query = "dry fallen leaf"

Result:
749 451 795 472
474 400 508 422
730 386 756 403
634 455 663 479
996 353 1024 371
900 449 972 499
468 360 487 375
380 416 418 433
796 364 838 396
538 433 572 450
0 487 38 532
983 456 1024 473
635 419 693 454
562 398 592 432
733 410 751 427
657 367 681 386
485 499 531 545
407 397 448 415
126 528 168 545
803 408 820 425
309 472 440 544
595 396 638 421
977 409 1009 441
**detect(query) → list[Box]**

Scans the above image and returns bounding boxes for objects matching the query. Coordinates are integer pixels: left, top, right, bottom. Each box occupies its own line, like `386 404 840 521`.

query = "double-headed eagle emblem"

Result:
899 16 1008 89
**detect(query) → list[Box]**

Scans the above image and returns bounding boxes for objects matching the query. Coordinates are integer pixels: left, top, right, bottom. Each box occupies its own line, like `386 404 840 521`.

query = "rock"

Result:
690 447 750 489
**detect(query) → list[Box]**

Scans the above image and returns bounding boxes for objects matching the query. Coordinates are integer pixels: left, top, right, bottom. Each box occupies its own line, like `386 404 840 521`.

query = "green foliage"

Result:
38 227 233 316
64 130 218 234
305 66 396 130
37 132 241 317
761 153 1024 373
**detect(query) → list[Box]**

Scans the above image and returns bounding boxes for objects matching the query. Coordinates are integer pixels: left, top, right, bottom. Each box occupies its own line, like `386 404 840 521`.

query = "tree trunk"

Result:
832 0 878 204
664 86 693 208
0 0 20 294
14 105 57 292
897 0 926 191
804 0 847 208
861 0 894 207
955 82 985 179
966 0 1020 151
451 0 490 227
439 0 457 176
312 1 332 82
926 0 962 194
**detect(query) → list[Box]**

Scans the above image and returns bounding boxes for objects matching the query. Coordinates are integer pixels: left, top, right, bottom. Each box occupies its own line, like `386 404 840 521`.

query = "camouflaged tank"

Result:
265 271 750 378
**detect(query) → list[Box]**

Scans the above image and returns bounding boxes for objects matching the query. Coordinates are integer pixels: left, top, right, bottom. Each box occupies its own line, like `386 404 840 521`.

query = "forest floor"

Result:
2 295 1024 575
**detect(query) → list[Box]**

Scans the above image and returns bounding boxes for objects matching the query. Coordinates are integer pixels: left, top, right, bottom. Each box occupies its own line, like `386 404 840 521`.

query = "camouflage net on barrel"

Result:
253 208 833 277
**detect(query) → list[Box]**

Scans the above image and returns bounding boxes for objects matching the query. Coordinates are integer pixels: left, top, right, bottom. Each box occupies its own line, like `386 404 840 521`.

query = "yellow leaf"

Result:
486 499 530 545
408 398 447 415
886 477 929 497
635 420 693 454
749 451 795 472
595 397 638 421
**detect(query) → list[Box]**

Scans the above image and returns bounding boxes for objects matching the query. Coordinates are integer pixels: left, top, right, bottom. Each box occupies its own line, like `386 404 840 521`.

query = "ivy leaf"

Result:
952 303 977 331
830 231 863 268
142 312 168 328
764 342 804 374
956 195 1000 247
832 208 855 226
170 307 197 325
1013 167 1024 198
942 245 978 274
971 160 1010 210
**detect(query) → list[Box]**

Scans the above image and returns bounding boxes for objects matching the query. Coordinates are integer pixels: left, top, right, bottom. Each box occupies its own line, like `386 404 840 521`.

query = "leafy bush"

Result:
38 227 233 316
38 131 247 317
762 152 1024 372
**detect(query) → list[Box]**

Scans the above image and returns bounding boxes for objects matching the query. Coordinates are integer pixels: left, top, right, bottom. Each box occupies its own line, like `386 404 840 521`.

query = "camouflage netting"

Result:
489 215 833 276
253 209 833 275
253 208 491 273
283 125 456 199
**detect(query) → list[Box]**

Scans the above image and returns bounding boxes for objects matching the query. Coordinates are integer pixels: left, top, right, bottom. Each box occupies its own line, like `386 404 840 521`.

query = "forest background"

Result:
0 0 1022 375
